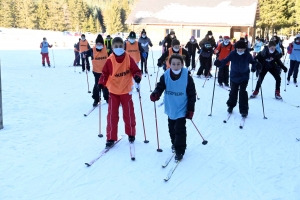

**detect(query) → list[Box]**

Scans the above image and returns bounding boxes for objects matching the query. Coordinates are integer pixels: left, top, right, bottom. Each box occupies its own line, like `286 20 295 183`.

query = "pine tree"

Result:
46 0 65 31
87 15 96 33
104 0 123 34
0 0 14 27
36 0 48 30
14 0 37 29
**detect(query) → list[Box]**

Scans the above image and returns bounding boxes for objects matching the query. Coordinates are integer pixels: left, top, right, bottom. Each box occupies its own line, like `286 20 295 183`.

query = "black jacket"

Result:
185 40 200 55
255 46 287 70
162 34 177 51
157 48 190 67
154 70 196 112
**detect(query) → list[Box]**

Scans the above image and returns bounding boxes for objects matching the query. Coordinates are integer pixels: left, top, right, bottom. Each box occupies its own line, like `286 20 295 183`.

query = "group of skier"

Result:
39 29 300 162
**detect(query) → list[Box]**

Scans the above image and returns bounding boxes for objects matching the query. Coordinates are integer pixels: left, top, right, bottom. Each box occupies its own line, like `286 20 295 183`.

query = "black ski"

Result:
239 117 246 129
223 113 232 123
129 143 135 161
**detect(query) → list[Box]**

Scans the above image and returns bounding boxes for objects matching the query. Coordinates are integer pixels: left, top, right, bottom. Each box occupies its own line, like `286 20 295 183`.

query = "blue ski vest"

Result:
164 68 188 120
41 42 50 53
289 42 300 62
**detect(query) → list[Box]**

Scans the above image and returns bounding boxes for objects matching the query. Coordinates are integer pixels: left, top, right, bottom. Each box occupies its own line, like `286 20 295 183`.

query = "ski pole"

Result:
202 77 208 88
86 66 91 93
196 91 200 100
208 66 218 116
252 72 254 92
145 58 152 92
155 67 160 86
154 102 162 152
51 48 55 68
151 48 156 73
284 72 287 92
258 71 267 119
98 91 103 137
190 119 208 145
138 90 149 143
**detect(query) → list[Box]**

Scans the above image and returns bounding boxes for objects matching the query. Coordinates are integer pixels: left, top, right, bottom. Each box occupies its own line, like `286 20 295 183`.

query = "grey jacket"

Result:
138 36 153 52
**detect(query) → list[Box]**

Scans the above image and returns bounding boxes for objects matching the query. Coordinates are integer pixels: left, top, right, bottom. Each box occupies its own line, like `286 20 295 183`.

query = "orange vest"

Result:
79 40 89 53
106 53 133 95
126 41 140 63
92 46 108 73
166 47 183 69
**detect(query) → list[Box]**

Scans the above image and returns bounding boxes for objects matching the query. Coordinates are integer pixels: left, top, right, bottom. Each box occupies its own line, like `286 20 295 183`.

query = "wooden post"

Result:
0 59 3 130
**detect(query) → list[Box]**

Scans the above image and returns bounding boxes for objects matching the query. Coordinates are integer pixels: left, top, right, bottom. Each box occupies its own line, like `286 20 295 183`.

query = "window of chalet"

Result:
192 29 201 38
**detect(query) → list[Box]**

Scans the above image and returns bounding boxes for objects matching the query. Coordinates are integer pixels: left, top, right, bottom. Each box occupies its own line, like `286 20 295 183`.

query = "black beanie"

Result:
207 30 213 35
171 39 180 46
81 34 85 37
95 34 104 44
129 31 136 38
235 40 247 49
141 29 146 34
268 41 276 47
112 37 124 44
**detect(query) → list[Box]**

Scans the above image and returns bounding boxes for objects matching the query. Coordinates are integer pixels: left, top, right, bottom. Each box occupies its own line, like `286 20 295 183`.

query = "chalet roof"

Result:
126 0 258 27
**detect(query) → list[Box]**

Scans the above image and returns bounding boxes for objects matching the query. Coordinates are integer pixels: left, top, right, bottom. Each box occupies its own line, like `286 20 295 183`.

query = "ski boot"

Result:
275 90 282 100
105 140 115 149
128 136 135 143
227 106 233 113
250 90 259 98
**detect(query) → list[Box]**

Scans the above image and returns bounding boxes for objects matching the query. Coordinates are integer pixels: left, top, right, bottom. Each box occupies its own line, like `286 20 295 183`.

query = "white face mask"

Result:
96 45 103 50
171 69 181 75
173 47 180 52
113 48 125 56
209 35 212 38
129 39 135 43
296 40 300 43
191 39 195 42
142 35 146 38
171 35 174 38
43 40 47 42
223 41 229 45
237 51 244 55
81 38 86 41
269 49 275 54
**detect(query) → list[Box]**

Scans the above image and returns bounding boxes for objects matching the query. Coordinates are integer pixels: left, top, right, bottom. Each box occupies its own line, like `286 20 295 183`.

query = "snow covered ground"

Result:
0 45 300 200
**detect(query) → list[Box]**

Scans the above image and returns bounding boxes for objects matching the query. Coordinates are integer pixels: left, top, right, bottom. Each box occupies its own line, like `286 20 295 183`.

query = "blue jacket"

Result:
220 50 256 83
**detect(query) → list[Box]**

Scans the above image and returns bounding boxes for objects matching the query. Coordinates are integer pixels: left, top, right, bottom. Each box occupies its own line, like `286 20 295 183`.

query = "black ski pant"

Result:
92 72 109 102
168 117 186 155
197 55 212 76
288 60 300 79
218 65 229 85
227 80 249 114
74 51 80 66
189 52 196 69
140 52 148 73
255 67 281 92
81 54 90 71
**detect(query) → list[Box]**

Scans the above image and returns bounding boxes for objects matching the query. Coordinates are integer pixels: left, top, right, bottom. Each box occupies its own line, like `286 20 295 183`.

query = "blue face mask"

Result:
237 51 244 55
113 48 125 56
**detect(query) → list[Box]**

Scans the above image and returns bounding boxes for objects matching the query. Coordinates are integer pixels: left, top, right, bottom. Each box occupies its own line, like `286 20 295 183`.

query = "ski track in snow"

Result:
0 48 300 200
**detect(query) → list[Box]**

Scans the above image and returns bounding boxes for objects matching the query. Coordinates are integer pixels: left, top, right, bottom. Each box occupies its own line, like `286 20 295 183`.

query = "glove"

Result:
97 83 103 90
150 91 160 102
157 62 162 67
142 52 147 59
282 66 288 73
186 111 194 119
134 74 141 83
214 59 222 67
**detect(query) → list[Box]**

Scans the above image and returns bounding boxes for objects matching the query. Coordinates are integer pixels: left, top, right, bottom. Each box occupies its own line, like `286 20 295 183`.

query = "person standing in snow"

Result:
162 31 176 53
150 54 196 161
82 34 112 106
157 39 190 71
196 30 216 77
287 34 300 84
73 38 81 66
252 36 263 58
214 40 258 118
40 37 53 67
216 35 223 46
98 37 142 148
77 34 91 72
185 36 200 70
271 35 284 58
250 41 287 100
138 29 153 74
104 35 113 53
214 36 234 87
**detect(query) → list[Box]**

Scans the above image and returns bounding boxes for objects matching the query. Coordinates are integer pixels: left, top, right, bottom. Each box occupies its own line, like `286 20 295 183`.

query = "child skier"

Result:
138 29 153 74
287 34 300 84
150 54 196 161
214 36 234 87
157 39 190 71
214 40 258 117
250 41 287 99
40 37 53 67
104 35 113 53
77 34 91 72
197 31 216 77
185 36 200 70
73 38 81 66
98 37 142 148
83 34 112 106
252 36 263 57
